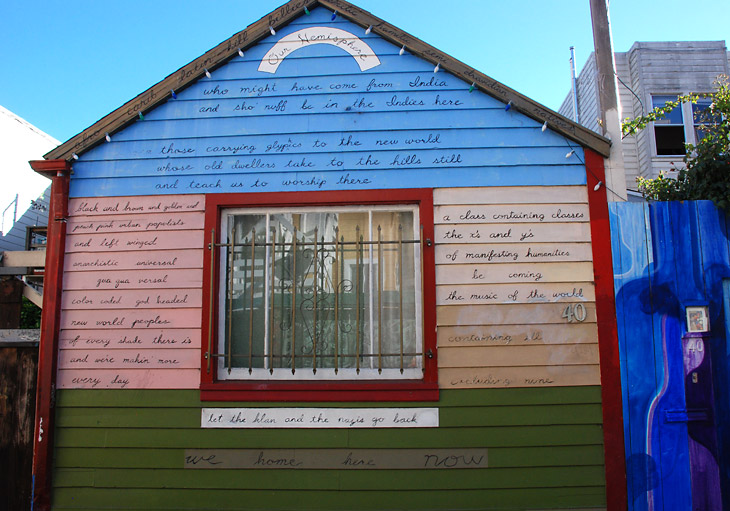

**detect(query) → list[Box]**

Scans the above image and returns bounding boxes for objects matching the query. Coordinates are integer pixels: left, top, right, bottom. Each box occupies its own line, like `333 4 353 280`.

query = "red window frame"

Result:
200 189 438 402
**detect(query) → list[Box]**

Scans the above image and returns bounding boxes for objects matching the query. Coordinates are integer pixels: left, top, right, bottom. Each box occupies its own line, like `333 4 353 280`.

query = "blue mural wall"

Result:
71 6 586 198
610 200 730 511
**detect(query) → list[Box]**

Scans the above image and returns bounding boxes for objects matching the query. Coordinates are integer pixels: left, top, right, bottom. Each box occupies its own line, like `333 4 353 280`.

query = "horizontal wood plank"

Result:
435 222 591 244
435 243 593 264
53 464 605 489
57 369 200 389
436 283 594 305
52 444 603 470
61 289 202 310
69 166 588 198
68 195 204 217
53 387 602 408
71 148 585 181
435 262 595 284
437 303 597 326
433 186 588 205
83 128 571 162
54 423 603 450
60 308 202 330
58 349 200 369
437 323 598 347
64 249 203 272
438 344 600 368
49 486 605 510
435 204 590 225
439 365 601 389
67 212 204 234
65 230 203 253
62 269 203 291
53 402 603 430
59 329 201 350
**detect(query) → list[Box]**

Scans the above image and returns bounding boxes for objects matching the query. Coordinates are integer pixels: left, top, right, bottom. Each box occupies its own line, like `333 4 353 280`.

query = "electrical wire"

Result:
563 139 623 199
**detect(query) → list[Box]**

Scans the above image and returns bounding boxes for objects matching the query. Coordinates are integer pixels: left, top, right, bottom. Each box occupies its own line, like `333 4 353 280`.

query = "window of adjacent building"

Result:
200 190 438 402
652 95 686 155
692 98 720 142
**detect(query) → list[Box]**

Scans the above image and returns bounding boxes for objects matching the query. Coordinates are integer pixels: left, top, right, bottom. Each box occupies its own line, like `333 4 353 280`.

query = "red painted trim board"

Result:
584 149 628 511
29 159 71 511
201 189 438 402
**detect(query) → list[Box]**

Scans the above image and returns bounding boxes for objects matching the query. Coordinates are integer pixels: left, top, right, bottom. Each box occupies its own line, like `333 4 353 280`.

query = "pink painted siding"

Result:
56 369 200 389
58 194 205 389
65 230 203 253
58 329 201 349
64 250 203 272
63 269 202 290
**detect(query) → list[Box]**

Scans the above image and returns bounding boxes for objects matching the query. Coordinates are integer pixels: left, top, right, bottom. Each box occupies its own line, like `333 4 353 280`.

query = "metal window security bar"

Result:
207 207 424 380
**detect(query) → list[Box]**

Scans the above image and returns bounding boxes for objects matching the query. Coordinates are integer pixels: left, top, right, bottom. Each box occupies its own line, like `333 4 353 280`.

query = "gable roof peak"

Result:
45 0 609 161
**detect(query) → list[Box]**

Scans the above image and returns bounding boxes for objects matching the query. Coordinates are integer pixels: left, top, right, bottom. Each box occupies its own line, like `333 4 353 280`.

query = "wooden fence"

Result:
0 330 39 511
610 201 729 510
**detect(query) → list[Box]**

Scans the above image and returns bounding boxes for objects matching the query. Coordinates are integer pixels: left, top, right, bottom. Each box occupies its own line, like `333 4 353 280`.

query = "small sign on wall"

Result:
201 408 438 428
686 306 710 333
184 448 487 470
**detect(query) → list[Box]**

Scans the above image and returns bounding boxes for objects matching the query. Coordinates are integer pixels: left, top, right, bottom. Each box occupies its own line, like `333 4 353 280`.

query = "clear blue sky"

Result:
2 0 728 143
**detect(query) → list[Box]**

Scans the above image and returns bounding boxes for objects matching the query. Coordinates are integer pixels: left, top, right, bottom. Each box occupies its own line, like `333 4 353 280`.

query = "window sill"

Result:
200 380 439 402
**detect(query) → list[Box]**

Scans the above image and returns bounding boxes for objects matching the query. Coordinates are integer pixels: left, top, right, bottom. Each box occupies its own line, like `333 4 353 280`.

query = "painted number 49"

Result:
562 303 587 323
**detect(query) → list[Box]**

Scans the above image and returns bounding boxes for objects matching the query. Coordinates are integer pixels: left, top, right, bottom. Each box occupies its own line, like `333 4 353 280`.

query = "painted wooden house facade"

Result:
31 1 626 509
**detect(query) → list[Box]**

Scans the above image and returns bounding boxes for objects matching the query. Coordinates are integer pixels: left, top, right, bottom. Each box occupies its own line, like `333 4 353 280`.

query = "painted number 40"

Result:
562 303 587 323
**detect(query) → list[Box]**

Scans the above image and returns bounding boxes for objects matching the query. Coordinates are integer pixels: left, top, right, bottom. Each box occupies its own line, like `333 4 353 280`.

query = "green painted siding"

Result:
52 387 605 510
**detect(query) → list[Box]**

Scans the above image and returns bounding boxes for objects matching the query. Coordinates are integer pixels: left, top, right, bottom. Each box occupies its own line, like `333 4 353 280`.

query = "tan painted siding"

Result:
434 186 598 390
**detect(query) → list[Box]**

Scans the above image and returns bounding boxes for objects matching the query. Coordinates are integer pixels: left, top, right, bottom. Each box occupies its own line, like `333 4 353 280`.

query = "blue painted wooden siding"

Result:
610 200 730 511
70 7 585 198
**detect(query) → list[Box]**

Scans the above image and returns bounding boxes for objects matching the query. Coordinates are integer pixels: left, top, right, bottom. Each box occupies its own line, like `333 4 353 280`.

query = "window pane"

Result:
652 95 684 125
372 211 418 370
693 98 719 141
225 214 267 371
655 126 686 155
269 211 372 372
220 207 420 379
692 99 713 123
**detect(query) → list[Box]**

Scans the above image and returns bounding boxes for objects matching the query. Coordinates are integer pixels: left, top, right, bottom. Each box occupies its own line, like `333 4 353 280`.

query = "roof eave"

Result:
44 0 610 161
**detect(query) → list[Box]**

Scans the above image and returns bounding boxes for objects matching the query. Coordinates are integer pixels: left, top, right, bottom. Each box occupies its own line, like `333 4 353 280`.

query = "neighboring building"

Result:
559 41 730 195
29 2 626 510
0 108 57 509
0 106 57 251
